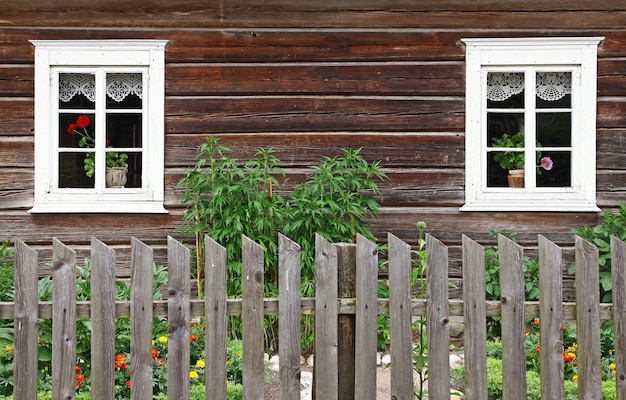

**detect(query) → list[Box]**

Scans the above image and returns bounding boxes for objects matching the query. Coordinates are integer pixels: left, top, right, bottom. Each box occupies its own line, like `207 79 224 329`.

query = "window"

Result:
460 37 603 212
29 40 168 213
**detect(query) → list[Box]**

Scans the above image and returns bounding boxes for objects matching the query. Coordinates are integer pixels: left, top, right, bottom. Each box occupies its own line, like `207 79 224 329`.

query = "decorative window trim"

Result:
29 40 168 214
460 37 603 212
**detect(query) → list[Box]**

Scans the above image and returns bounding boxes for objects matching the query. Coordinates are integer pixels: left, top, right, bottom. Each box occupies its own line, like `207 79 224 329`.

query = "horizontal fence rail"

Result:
0 233 624 399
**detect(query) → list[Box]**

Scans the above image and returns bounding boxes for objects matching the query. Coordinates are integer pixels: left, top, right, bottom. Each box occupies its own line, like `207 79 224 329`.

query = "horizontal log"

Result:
3 29 626 64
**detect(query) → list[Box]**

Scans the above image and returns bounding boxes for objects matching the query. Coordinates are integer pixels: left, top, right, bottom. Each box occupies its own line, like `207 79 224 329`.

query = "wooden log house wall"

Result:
0 1 625 294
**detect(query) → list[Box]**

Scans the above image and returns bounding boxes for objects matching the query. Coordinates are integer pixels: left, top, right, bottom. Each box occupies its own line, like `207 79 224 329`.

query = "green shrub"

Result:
0 241 14 302
572 202 626 302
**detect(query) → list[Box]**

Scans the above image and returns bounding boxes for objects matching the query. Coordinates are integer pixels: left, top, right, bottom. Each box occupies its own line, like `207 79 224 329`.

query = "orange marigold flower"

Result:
126 380 131 388
75 365 82 374
525 329 529 335
534 346 541 353
152 348 159 360
115 354 128 370
572 375 578 383
190 321 195 327
562 325 568 331
190 334 198 343
563 352 576 363
531 319 540 326
75 374 85 387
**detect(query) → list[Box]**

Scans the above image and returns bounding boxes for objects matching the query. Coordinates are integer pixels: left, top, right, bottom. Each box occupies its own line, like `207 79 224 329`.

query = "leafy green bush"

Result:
178 137 386 350
572 202 626 302
0 241 14 302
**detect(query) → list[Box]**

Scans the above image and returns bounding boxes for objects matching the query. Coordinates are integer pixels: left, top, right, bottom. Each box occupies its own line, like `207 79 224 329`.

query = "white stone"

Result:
381 354 391 367
449 353 463 369
269 355 280 373
306 354 314 368
300 371 313 388
376 352 382 366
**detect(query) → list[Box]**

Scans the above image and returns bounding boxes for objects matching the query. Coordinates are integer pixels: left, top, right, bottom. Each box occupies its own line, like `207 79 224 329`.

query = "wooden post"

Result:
51 238 77 400
90 237 117 400
167 236 191 400
354 234 378 400
13 240 39 400
498 235 526 400
314 235 338 400
575 236 601 398
538 235 564 400
335 242 356 400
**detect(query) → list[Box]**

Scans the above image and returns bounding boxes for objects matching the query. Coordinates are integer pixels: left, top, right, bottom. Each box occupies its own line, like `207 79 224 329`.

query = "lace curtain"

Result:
487 72 571 102
59 73 143 103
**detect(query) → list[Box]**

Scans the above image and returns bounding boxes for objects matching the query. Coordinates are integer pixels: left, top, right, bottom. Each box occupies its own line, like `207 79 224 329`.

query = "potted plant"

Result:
68 115 129 187
491 132 553 187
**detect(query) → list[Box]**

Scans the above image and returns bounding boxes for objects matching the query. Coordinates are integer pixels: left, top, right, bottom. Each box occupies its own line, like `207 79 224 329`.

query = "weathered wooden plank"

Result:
611 236 626 400
354 234 378 400
167 236 191 400
51 238 76 400
575 236 602 399
90 237 117 400
462 235 488 400
166 63 465 96
426 233 450 400
314 234 338 400
388 233 413 400
335 243 357 399
13 239 38 400
498 235 526 400
165 97 464 134
278 234 302 400
242 235 265 400
130 237 154 400
205 235 227 400
538 235 564 400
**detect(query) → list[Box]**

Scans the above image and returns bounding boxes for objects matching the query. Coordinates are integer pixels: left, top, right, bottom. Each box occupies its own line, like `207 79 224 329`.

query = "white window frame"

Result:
460 37 603 212
29 40 168 213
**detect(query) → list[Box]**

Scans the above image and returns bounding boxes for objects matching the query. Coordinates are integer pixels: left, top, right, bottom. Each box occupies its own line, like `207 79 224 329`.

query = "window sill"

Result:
460 200 600 212
29 201 168 214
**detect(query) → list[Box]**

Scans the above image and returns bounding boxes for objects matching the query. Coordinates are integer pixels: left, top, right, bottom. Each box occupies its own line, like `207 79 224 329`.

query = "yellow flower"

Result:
610 363 616 370
4 346 13 353
196 360 205 369
572 375 578 383
158 336 168 344
189 371 199 380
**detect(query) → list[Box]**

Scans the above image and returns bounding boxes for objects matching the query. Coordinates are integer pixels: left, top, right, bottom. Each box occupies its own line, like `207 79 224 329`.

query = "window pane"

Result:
59 152 94 188
536 113 571 147
122 152 142 188
106 73 142 109
487 152 522 187
487 113 524 145
536 72 571 108
58 73 95 110
106 114 142 148
537 151 571 187
487 72 525 108
60 114 96 148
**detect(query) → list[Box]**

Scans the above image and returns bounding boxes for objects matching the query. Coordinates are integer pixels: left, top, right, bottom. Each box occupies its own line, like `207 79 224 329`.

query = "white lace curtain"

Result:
59 73 143 103
487 72 571 102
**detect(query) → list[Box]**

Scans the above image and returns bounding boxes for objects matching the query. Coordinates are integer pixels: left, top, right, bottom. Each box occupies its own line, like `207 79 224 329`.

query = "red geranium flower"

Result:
76 115 91 129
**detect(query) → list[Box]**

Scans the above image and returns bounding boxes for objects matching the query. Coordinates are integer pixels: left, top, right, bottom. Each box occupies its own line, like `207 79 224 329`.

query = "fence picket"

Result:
130 237 154 400
278 234 302 400
462 235 488 400
388 233 413 400
612 236 626 400
167 236 191 400
426 233 450 400
90 237 117 400
13 239 38 400
314 234 338 400
575 236 602 399
538 235 564 400
51 238 77 400
498 235 526 399
242 235 265 400
336 243 357 400
354 234 378 400
205 235 227 400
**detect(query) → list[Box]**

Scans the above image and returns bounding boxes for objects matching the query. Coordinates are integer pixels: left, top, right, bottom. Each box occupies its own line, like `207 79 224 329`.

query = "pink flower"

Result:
540 157 553 171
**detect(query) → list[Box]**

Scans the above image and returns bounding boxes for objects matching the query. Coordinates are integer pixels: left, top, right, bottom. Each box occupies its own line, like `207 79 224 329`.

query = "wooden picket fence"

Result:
1 233 625 399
